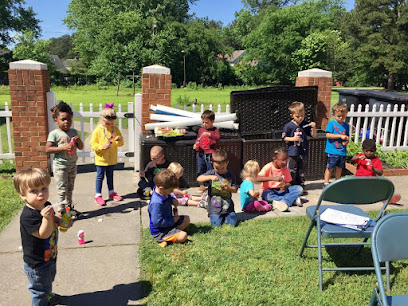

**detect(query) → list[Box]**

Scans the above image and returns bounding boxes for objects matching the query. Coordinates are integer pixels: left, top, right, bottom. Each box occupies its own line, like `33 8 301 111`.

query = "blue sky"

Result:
24 0 355 41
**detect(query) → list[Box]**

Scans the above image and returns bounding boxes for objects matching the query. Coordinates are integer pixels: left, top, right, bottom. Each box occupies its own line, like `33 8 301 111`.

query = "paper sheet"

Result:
320 208 371 231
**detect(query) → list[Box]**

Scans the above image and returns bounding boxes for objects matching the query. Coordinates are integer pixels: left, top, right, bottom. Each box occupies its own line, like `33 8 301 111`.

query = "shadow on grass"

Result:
187 223 213 236
59 281 152 306
75 200 140 221
236 211 270 223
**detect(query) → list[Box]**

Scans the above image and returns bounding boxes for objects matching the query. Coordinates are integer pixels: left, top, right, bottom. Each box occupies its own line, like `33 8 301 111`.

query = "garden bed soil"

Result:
345 162 408 176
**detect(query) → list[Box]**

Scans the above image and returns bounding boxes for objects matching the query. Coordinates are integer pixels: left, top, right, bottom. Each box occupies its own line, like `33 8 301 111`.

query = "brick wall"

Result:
296 68 333 130
8 60 50 171
141 65 171 132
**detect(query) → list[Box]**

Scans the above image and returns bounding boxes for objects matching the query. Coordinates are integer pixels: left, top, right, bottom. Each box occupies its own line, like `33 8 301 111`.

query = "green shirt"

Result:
47 129 78 168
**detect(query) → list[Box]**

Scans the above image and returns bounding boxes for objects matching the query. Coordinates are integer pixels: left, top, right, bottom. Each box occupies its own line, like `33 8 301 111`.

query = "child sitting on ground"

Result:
240 160 272 213
148 169 190 247
138 145 170 199
256 147 303 212
197 149 238 227
168 162 207 208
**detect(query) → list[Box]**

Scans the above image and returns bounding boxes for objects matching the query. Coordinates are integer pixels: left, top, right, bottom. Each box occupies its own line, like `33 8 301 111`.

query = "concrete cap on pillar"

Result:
9 59 48 70
297 68 332 78
142 64 170 75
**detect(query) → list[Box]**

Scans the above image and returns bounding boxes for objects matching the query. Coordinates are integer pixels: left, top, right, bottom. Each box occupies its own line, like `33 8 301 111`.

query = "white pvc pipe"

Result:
156 104 200 118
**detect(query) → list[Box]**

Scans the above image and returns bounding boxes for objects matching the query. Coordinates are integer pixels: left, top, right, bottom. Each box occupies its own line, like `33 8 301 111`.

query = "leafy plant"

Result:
176 94 191 105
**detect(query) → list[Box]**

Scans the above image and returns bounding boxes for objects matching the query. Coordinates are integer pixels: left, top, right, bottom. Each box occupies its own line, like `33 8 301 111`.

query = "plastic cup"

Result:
78 230 85 245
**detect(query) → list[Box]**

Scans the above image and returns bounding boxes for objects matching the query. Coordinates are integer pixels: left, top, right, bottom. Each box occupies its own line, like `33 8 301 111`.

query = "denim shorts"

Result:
326 153 346 169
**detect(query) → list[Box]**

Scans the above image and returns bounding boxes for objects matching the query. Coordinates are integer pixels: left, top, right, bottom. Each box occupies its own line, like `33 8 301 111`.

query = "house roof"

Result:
225 50 245 66
49 55 69 73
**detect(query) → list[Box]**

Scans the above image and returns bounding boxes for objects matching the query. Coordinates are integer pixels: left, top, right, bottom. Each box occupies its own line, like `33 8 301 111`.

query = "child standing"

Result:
90 104 124 206
256 147 303 212
240 160 272 213
282 102 316 194
197 149 238 227
137 146 170 199
168 162 207 208
14 168 68 305
148 169 191 247
193 110 220 192
46 101 84 214
324 102 350 187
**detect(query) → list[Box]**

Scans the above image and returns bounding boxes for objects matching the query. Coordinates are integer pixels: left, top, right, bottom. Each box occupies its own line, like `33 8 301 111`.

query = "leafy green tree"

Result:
48 35 76 60
242 0 300 13
12 31 52 66
342 0 408 89
0 0 40 48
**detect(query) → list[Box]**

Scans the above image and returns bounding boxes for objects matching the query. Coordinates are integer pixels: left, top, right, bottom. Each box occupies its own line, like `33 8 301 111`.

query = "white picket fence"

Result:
174 103 230 114
0 102 14 163
347 104 408 151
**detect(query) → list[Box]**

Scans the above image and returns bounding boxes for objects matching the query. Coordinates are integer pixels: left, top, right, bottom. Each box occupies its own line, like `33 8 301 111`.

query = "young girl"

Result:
168 162 207 208
46 101 84 213
240 160 272 213
90 104 124 206
256 147 303 212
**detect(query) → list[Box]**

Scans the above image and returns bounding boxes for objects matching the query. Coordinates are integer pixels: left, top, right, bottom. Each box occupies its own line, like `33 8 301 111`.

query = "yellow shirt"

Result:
90 125 124 166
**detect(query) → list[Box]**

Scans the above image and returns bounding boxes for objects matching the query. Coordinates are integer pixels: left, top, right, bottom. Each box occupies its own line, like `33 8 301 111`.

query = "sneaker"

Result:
158 241 167 248
295 197 303 207
383 194 401 204
273 200 289 212
109 192 123 201
94 196 106 206
48 292 62 305
323 183 330 189
198 199 207 208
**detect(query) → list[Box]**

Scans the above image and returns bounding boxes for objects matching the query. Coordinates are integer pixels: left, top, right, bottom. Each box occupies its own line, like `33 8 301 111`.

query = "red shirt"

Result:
196 127 220 154
352 153 383 177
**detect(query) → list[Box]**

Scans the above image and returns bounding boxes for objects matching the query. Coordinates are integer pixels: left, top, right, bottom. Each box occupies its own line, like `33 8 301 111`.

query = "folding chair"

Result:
298 177 394 290
369 212 408 306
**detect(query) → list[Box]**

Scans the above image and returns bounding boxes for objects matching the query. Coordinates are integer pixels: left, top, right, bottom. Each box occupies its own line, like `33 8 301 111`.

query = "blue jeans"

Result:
96 165 115 194
197 152 213 186
23 259 56 306
261 185 303 207
209 212 237 227
326 153 346 169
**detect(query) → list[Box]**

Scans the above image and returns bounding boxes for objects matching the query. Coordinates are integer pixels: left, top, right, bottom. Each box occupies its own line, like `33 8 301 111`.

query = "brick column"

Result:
8 60 50 171
141 65 171 132
296 68 332 130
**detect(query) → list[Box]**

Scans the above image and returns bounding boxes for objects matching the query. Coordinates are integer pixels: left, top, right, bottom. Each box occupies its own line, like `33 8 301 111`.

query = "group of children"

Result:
16 100 388 304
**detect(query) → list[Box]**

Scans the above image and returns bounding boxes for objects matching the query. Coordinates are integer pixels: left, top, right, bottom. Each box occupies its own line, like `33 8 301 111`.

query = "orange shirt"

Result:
258 162 292 191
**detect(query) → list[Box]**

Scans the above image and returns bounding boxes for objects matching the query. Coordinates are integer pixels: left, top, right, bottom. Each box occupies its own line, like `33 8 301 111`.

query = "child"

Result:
137 146 170 199
14 168 68 305
240 160 272 213
90 104 124 206
282 101 316 195
197 149 238 227
256 147 303 212
193 110 220 192
351 138 383 177
324 102 350 187
148 169 190 247
46 101 84 214
168 162 207 208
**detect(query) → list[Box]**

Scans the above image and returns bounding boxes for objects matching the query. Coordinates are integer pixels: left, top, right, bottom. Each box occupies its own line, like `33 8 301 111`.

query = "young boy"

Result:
324 102 350 187
351 138 383 176
138 145 170 199
282 101 316 195
14 168 67 305
197 149 238 227
148 169 190 247
193 110 220 192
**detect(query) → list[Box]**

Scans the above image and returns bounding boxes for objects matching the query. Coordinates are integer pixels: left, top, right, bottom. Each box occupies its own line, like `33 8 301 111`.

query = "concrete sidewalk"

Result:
1 165 408 305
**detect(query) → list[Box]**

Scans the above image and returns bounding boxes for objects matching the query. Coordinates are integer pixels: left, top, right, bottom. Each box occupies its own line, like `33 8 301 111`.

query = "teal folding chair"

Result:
369 212 408 306
299 177 394 290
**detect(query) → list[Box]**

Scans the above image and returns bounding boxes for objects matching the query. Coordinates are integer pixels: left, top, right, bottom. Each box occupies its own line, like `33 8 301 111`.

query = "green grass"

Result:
0 176 22 231
139 210 408 305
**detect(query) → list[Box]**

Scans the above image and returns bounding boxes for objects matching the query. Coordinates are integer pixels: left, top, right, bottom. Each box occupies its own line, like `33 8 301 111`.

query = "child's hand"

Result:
182 190 188 196
294 135 302 142
310 122 316 128
274 175 284 182
210 175 219 181
114 136 121 142
41 205 54 220
340 135 349 141
72 135 80 143
102 143 111 150
193 143 198 150
140 171 145 177
202 132 211 137
253 191 260 198
359 155 366 160
61 143 72 151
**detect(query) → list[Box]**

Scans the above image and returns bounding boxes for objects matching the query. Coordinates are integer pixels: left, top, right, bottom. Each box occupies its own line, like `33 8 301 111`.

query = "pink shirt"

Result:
258 162 292 191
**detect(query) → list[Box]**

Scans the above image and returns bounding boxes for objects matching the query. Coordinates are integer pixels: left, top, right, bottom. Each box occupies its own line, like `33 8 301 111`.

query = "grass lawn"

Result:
139 210 408 305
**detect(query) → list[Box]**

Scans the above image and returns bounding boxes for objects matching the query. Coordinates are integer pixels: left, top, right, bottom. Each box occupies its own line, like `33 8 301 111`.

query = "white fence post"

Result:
134 93 142 171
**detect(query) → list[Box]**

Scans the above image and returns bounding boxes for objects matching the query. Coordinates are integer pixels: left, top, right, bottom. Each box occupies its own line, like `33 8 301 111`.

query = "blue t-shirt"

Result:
240 180 254 210
282 120 313 156
325 120 350 156
148 190 176 236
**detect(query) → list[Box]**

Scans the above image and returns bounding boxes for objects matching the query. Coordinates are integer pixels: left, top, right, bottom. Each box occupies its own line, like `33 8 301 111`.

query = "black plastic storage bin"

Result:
140 133 242 187
336 89 408 110
230 86 318 139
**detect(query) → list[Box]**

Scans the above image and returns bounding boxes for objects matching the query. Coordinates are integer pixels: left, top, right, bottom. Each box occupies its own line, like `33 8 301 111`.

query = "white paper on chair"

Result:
320 208 372 231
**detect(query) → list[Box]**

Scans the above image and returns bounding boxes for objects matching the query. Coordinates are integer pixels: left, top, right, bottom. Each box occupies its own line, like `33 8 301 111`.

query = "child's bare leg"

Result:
190 195 203 201
175 230 188 243
186 199 199 207
334 167 343 180
177 215 190 230
324 168 333 184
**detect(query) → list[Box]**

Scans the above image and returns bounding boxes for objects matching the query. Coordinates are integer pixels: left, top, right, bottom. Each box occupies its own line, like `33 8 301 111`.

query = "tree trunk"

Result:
386 72 395 90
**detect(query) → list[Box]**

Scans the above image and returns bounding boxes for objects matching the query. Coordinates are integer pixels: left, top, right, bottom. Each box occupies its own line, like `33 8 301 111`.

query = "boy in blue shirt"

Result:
324 102 350 187
282 101 316 196
148 169 190 247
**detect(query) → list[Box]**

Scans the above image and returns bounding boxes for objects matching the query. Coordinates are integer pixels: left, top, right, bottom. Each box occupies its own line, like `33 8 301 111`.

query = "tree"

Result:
48 35 76 60
0 0 40 48
342 0 408 89
242 0 300 13
12 31 51 66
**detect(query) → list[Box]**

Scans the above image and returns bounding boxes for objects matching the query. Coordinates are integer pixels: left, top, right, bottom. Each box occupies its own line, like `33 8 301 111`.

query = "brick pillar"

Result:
296 68 332 130
8 60 50 171
141 65 171 132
